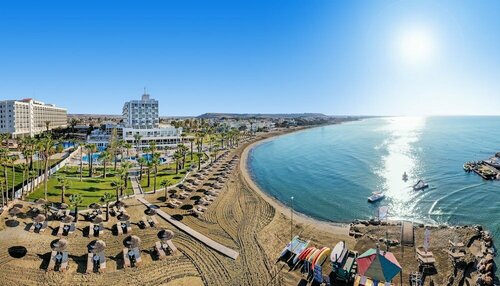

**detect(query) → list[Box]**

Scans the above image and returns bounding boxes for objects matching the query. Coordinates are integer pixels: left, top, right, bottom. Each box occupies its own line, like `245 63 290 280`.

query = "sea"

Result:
247 117 500 237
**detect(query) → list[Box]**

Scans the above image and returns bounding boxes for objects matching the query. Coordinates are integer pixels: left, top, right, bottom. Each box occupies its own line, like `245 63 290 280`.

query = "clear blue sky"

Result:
1 0 499 116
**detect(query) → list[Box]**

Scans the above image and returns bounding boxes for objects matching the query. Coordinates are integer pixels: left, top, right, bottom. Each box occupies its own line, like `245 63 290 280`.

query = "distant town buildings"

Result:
87 92 182 150
0 98 67 137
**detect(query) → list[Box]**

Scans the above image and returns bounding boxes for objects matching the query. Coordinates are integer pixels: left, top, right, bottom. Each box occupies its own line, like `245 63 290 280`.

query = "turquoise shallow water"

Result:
248 117 500 235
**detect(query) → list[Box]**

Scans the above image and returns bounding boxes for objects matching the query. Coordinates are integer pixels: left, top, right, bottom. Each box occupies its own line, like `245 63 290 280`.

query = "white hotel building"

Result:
87 93 182 149
0 98 67 137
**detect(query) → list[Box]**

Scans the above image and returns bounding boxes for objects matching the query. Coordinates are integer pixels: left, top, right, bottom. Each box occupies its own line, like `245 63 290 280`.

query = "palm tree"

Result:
124 143 133 158
69 117 79 132
173 150 182 174
0 177 6 206
69 194 83 222
197 152 203 170
44 121 51 132
137 157 146 181
0 147 9 203
145 161 153 187
99 151 111 178
149 142 157 158
160 179 171 202
188 137 195 160
100 192 113 221
152 154 160 194
57 176 70 203
133 133 142 157
121 161 132 189
40 135 54 200
178 144 189 169
111 178 124 203
78 141 84 182
29 169 38 194
85 143 97 177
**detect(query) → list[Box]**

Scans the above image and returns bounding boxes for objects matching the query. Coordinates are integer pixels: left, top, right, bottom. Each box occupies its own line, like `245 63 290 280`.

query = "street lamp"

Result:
290 196 294 241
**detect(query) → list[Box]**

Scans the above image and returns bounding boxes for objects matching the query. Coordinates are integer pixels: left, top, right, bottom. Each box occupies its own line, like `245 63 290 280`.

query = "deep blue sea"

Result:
248 117 500 235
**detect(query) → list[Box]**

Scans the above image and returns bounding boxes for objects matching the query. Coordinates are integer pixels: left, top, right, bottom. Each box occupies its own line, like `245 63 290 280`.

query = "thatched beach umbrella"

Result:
118 213 130 222
92 215 103 224
125 235 141 248
9 207 22 217
35 198 47 206
59 203 69 210
62 215 74 223
89 203 101 210
34 214 46 223
92 240 106 253
158 229 175 242
53 238 68 252
115 200 126 208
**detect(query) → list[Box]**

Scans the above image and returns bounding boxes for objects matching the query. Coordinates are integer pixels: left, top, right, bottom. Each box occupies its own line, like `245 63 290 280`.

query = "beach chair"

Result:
60 251 69 272
134 247 142 267
39 221 48 232
151 216 159 226
122 248 131 268
141 216 150 228
57 222 65 236
98 252 106 273
165 240 177 254
68 222 76 234
47 250 57 271
155 241 167 260
86 253 94 274
190 208 204 217
116 223 123 235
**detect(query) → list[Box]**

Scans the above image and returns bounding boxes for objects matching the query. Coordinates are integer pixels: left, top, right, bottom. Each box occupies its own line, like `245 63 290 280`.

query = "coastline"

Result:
239 126 351 236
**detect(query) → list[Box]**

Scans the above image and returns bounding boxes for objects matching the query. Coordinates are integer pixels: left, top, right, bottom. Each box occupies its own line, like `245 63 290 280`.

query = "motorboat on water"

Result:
402 172 408 181
413 180 429 191
367 192 385 203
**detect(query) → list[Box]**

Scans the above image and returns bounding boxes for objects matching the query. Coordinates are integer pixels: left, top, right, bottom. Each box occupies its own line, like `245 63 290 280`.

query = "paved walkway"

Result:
130 176 143 195
137 197 239 260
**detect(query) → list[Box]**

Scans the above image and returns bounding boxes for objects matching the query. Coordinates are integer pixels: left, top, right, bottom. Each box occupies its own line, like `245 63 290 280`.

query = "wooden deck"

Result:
137 197 239 260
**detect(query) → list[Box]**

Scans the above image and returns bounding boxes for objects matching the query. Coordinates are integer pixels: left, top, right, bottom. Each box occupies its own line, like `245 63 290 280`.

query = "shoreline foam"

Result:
239 126 351 236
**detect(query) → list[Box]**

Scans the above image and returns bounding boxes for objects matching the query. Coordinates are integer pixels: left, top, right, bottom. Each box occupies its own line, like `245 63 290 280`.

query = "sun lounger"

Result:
60 251 69 272
98 252 106 273
39 221 48 232
155 241 167 260
57 222 65 236
47 250 57 271
416 248 436 265
165 240 177 254
151 216 159 226
190 208 204 217
123 248 131 268
141 216 150 228
86 253 94 274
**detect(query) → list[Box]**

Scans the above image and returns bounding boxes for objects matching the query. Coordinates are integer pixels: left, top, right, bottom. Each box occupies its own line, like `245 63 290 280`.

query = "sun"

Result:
396 26 436 65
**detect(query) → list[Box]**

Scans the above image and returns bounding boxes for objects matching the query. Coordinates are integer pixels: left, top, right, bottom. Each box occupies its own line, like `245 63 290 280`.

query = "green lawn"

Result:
27 166 133 207
2 159 60 190
139 152 207 192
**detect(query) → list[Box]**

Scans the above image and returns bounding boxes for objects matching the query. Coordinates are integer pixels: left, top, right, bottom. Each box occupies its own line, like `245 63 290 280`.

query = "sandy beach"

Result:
0 126 492 286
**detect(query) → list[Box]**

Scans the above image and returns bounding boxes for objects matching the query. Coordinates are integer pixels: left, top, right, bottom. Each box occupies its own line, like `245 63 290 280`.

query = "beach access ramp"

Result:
401 221 415 247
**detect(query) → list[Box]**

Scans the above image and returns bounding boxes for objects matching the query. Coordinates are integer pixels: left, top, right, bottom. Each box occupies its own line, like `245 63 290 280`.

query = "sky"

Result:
1 0 499 116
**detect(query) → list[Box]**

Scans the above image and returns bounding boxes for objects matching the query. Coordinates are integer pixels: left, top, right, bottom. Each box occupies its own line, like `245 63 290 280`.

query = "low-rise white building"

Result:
0 98 67 137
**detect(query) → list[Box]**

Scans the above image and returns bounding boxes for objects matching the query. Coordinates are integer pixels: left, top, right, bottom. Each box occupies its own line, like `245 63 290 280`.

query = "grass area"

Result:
27 166 133 207
139 152 207 192
1 159 60 190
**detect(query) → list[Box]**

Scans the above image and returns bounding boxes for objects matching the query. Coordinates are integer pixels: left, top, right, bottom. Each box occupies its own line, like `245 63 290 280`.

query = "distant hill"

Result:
197 113 329 119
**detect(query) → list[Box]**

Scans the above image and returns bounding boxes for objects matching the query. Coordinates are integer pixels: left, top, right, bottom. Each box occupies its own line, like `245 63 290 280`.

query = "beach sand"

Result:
0 126 485 285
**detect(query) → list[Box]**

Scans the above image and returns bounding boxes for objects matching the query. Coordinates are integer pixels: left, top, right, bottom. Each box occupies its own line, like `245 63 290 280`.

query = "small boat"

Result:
402 172 408 181
413 180 429 191
367 192 385 203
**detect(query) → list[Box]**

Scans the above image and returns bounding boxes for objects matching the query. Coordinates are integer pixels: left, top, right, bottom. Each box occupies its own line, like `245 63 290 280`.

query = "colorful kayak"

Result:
312 247 331 270
294 247 313 264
